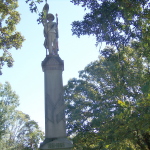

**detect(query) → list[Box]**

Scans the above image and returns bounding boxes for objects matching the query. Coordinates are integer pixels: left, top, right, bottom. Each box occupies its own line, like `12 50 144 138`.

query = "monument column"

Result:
40 2 73 150
40 55 72 150
42 55 66 139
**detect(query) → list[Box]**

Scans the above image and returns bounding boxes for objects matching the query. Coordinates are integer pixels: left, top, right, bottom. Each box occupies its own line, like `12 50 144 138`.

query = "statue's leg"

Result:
48 35 53 54
52 33 57 55
52 39 57 55
55 39 59 51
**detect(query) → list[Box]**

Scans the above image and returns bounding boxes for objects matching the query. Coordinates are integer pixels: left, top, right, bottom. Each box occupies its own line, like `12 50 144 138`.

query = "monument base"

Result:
40 137 73 150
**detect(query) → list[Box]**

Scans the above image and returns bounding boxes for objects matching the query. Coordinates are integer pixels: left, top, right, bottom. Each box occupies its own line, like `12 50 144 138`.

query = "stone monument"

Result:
40 1 73 150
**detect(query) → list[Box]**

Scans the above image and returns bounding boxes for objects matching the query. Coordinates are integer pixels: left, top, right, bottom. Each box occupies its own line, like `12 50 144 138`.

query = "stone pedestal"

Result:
40 138 73 150
40 55 73 150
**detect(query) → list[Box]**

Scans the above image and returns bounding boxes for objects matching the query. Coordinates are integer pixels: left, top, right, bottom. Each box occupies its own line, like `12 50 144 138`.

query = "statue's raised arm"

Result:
42 2 59 56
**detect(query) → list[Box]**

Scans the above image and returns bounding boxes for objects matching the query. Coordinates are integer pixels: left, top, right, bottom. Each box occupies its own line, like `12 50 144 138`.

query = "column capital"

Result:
42 55 64 72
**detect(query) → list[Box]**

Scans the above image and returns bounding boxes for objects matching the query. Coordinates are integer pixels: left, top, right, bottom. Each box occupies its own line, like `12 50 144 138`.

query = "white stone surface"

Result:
43 56 66 138
40 56 73 150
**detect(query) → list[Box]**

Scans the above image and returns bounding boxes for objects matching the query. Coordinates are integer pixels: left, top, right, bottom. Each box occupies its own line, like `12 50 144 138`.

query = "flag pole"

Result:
45 0 48 55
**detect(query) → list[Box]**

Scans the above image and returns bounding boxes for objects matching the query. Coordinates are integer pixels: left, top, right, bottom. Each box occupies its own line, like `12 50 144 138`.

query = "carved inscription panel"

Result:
48 143 65 149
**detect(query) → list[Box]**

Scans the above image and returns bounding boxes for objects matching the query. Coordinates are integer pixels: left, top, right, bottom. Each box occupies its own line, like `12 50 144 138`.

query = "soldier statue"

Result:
42 2 59 55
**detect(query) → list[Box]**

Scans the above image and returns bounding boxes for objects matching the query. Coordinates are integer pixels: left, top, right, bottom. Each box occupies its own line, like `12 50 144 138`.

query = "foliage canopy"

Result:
71 0 150 48
0 0 25 74
0 82 44 149
0 0 44 74
64 44 150 149
65 1 150 149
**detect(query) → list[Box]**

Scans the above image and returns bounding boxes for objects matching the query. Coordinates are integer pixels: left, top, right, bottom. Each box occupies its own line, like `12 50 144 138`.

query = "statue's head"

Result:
47 13 55 21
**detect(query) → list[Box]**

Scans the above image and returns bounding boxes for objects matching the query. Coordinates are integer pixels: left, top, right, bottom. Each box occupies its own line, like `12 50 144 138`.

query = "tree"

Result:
68 2 150 147
0 82 19 138
0 0 44 74
71 0 150 49
0 110 44 150
64 45 150 149
0 0 25 74
0 82 44 149
25 0 43 14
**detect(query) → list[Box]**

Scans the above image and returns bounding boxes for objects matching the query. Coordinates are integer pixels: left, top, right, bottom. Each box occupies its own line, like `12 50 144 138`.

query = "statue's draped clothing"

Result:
43 21 58 53
42 3 58 55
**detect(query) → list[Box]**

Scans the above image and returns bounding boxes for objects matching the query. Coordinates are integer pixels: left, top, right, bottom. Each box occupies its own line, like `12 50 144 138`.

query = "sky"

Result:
1 0 102 132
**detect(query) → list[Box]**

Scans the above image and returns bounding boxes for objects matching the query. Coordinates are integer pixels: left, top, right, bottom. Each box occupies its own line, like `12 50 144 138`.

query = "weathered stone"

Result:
40 138 73 150
42 56 66 139
40 55 73 149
